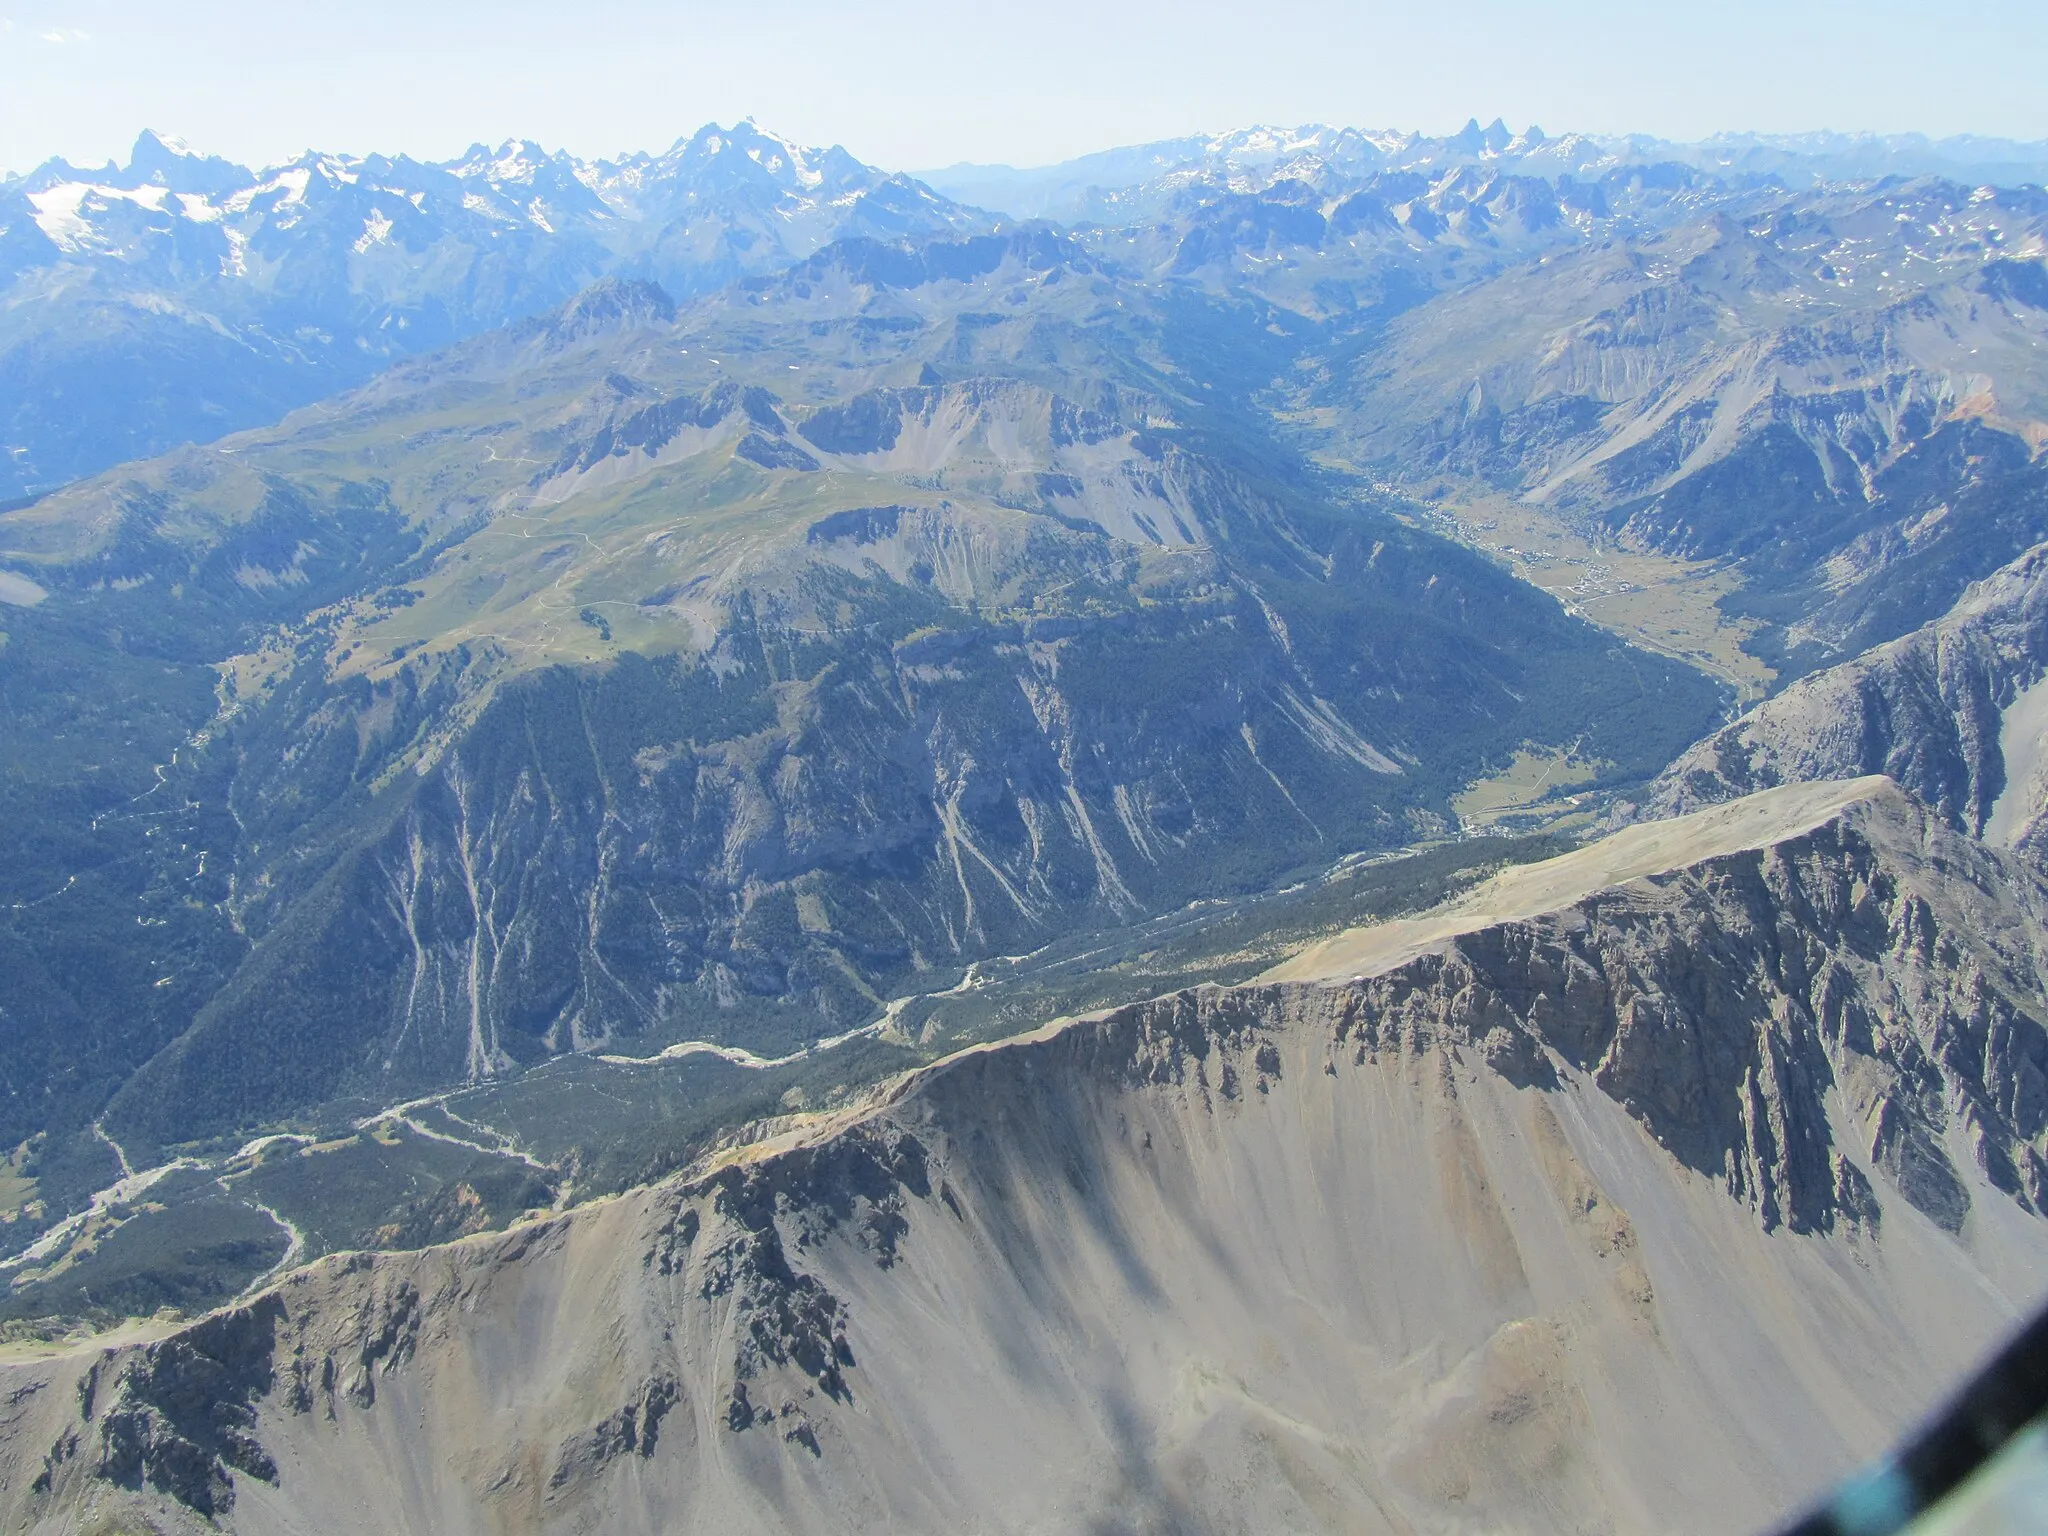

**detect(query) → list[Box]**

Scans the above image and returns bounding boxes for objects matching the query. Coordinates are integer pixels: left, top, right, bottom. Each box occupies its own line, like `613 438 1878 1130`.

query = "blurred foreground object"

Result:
1782 1307 2048 1534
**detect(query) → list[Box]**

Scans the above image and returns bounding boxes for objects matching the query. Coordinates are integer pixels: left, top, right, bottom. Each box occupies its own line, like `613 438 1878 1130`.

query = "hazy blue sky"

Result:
2 0 2042 176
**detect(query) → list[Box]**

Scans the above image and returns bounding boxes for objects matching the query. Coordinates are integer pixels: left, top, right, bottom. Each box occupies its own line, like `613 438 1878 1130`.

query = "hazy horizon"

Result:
2 0 2044 180
10 114 2048 185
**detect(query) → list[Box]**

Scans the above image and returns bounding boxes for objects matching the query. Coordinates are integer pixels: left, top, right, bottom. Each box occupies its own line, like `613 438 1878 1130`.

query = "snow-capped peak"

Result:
25 181 171 250
458 139 555 185
135 129 195 158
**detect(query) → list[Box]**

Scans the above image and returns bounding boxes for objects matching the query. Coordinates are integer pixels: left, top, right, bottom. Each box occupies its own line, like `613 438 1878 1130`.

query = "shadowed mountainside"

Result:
2 779 2044 1533
0 245 1722 1194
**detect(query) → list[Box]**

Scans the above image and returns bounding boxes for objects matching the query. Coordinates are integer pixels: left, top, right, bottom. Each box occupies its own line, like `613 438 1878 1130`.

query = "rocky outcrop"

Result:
1629 543 2048 848
6 781 2046 1534
75 1298 286 1518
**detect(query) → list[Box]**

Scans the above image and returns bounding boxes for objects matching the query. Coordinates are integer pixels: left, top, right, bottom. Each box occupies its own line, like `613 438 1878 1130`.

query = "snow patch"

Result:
26 182 168 249
226 165 311 214
353 208 394 253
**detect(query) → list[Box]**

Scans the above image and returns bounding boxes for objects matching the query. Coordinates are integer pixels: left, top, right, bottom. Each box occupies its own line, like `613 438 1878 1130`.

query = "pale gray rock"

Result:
1628 543 2048 853
3 780 2045 1534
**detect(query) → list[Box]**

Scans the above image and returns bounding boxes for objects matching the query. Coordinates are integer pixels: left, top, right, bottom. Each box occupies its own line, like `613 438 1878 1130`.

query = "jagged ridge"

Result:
6 780 2046 1533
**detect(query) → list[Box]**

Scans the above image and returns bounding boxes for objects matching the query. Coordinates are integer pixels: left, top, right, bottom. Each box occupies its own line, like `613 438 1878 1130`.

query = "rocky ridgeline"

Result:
1632 543 2048 853
7 781 2045 1532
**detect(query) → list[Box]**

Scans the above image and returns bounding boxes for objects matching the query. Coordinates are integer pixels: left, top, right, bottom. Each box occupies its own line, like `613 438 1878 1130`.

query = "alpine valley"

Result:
0 116 2046 1535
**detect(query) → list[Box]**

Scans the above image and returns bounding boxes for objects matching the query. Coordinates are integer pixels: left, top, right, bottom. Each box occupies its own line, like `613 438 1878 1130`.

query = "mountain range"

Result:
921 120 2048 220
0 122 980 498
0 111 2046 1534
9 117 2048 501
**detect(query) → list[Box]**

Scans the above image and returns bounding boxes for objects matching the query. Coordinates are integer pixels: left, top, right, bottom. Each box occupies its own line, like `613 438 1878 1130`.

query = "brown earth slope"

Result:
3 777 2045 1535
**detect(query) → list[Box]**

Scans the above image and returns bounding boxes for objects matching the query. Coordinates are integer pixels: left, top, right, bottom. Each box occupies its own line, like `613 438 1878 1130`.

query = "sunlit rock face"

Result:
7 780 2045 1535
